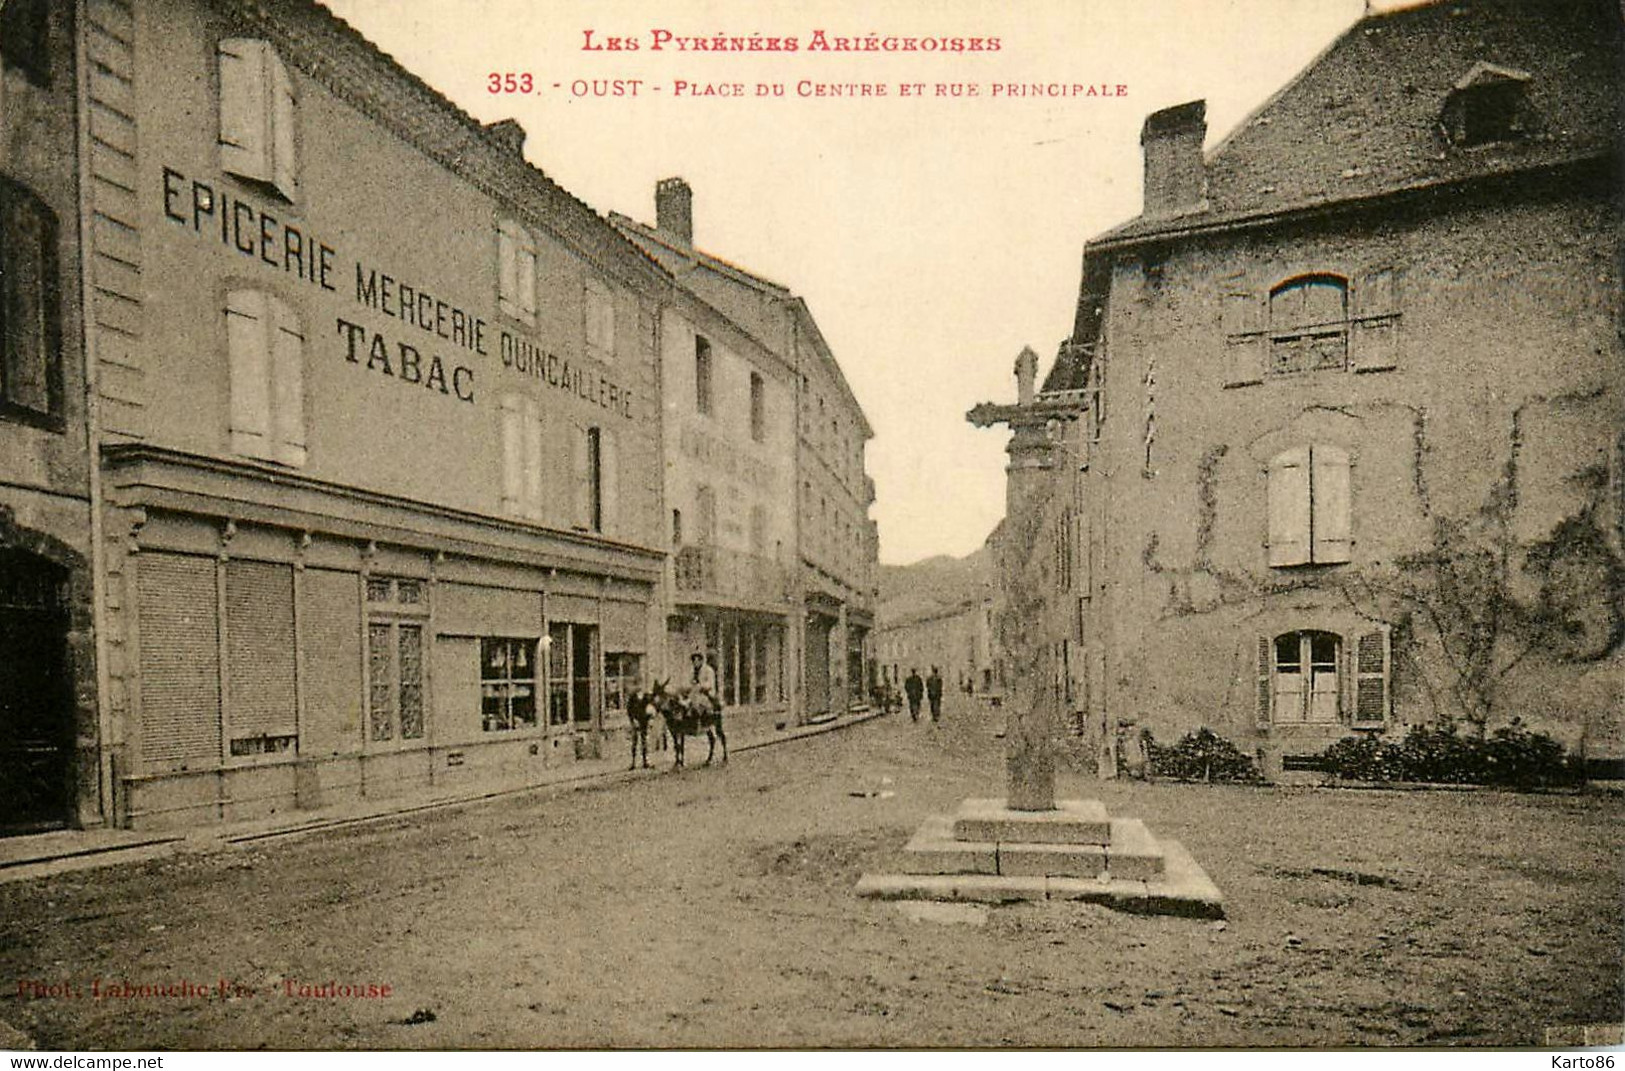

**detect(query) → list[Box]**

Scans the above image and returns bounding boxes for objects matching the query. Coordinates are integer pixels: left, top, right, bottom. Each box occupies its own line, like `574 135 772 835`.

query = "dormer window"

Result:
1441 63 1531 148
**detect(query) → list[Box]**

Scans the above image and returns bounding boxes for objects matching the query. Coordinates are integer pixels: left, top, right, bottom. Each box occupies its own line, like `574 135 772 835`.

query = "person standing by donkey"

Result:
926 665 944 723
904 667 925 722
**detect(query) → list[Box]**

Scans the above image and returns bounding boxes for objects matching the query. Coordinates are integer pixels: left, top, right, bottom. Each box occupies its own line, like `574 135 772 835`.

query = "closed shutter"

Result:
269 295 305 466
224 560 297 748
523 398 543 520
1 181 58 415
1311 445 1352 563
499 395 523 514
1255 635 1272 729
497 221 536 322
436 583 541 636
1353 628 1390 727
299 568 361 756
138 554 221 768
547 592 598 625
602 598 647 652
219 39 270 184
1221 292 1265 388
1267 447 1311 566
226 289 271 456
600 427 619 537
1351 267 1398 373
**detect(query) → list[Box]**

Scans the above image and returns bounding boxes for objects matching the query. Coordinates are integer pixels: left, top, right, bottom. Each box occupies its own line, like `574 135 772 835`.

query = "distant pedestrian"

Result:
926 666 944 722
904 668 924 722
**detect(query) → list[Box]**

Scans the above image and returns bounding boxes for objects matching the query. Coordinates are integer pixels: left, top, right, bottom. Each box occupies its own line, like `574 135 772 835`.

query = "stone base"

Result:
860 798 1223 919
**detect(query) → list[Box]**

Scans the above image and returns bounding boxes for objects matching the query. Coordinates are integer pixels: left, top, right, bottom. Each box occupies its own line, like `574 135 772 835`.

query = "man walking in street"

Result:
904 668 924 722
926 666 944 723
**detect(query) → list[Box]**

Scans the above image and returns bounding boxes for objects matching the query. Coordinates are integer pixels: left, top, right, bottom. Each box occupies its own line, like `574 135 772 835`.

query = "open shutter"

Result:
499 395 523 515
1266 447 1311 566
270 49 299 200
570 422 591 529
523 397 544 520
1310 444 1351 563
219 39 271 184
1352 628 1390 727
226 289 271 458
497 221 536 322
269 294 306 466
599 428 619 537
1255 635 1272 729
1351 267 1398 373
1221 291 1266 387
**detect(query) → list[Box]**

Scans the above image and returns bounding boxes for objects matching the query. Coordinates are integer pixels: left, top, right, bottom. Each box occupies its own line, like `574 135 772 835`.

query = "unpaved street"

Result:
1 699 1619 1048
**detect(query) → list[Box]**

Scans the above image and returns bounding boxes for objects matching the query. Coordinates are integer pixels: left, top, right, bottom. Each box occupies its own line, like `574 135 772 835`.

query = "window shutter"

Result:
498 221 536 322
270 49 299 200
497 227 519 314
1222 292 1265 388
523 397 544 520
1266 447 1311 566
1352 628 1390 727
1351 267 1398 373
517 241 536 318
1255 635 1272 729
1311 445 1351 563
226 289 272 458
571 422 592 529
599 427 619 537
1 181 59 415
219 39 271 184
268 295 306 466
499 395 523 514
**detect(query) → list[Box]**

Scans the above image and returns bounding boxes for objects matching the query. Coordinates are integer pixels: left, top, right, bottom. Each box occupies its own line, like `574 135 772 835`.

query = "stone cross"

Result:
967 348 1085 812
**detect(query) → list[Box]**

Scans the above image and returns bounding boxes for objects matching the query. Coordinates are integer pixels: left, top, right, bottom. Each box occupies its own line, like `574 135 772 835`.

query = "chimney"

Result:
1140 100 1207 217
484 118 527 157
655 177 693 245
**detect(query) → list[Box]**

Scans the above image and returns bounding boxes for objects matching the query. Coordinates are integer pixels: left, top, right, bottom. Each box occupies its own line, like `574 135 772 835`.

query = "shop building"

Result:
83 0 671 829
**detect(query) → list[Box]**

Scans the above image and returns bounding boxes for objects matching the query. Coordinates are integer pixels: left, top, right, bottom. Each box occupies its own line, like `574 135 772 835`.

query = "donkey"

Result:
651 679 728 769
626 685 657 770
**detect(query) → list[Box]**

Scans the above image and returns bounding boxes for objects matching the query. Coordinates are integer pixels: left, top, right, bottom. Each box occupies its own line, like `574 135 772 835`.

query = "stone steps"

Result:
858 797 1224 919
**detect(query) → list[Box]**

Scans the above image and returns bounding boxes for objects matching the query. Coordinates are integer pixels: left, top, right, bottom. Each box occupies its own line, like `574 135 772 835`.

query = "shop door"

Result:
0 551 71 834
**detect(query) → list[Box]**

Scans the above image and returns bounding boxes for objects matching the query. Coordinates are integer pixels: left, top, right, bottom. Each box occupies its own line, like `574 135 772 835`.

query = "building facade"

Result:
875 597 997 697
0 0 98 833
83 0 674 829
615 187 878 721
1002 0 1623 774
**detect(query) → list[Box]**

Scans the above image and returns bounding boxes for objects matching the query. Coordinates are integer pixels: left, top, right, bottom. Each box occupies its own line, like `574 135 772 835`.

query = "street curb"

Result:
0 710 888 883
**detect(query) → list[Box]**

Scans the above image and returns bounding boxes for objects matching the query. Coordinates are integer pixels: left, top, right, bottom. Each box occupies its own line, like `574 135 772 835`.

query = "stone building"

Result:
0 0 98 833
615 189 879 721
875 597 997 698
1001 0 1623 775
80 0 675 828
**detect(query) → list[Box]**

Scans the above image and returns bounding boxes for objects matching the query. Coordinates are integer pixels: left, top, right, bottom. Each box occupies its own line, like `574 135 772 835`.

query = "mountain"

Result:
878 538 996 628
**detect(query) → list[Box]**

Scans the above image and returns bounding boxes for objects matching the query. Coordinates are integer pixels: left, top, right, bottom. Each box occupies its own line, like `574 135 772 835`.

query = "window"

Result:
365 578 426 744
671 508 683 547
695 335 713 414
546 622 598 729
570 424 616 534
481 637 538 732
499 394 544 521
0 178 62 427
1266 445 1351 566
586 426 603 532
695 485 717 546
226 289 306 466
749 371 766 442
0 0 50 87
1269 275 1348 375
497 219 537 323
605 652 643 714
219 39 298 201
1442 64 1530 148
585 279 615 360
1256 627 1389 728
749 504 767 555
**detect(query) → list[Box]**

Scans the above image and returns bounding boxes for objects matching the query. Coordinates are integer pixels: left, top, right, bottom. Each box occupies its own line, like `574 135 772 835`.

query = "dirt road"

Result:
1 699 1619 1048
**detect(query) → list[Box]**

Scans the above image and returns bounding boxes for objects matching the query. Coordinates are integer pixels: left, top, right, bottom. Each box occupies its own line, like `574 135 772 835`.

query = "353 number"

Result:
487 72 534 94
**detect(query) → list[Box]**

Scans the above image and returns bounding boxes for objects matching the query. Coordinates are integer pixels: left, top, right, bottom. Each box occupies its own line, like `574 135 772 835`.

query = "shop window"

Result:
1266 444 1351 567
480 637 538 732
499 394 544 521
585 278 615 361
225 288 306 466
365 577 427 743
1442 64 1531 148
750 371 765 441
0 0 50 87
605 652 642 715
219 38 298 201
497 219 537 323
546 621 598 729
1269 275 1348 375
695 335 713 415
0 178 62 428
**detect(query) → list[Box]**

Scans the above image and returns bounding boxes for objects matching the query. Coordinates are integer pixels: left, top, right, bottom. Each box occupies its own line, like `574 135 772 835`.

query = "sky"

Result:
320 0 1377 565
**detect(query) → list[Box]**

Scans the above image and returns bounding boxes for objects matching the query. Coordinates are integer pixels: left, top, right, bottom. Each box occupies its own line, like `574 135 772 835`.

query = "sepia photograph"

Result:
0 0 1620 1054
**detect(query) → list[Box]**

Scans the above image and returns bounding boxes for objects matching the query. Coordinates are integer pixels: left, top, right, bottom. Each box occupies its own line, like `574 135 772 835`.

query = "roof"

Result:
1094 0 1622 249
